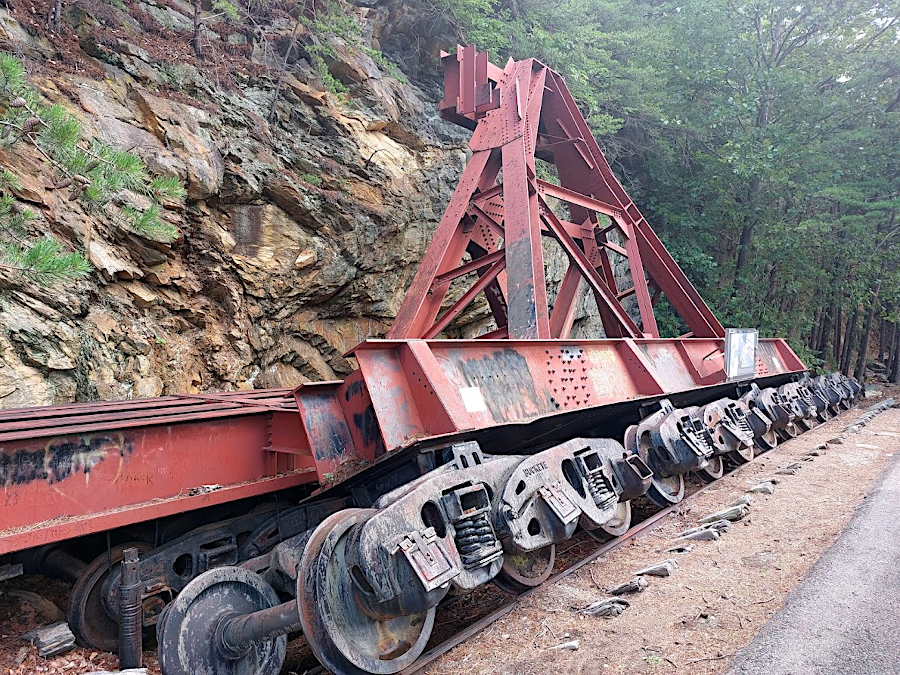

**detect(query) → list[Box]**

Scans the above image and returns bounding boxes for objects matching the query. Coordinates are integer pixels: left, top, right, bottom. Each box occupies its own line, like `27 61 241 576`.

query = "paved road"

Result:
727 450 900 675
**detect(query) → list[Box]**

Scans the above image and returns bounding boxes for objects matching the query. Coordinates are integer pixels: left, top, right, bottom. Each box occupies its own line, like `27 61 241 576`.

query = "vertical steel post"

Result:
118 546 142 669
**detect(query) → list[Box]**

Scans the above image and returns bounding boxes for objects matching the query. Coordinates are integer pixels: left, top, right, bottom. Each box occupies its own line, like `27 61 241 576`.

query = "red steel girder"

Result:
399 45 727 342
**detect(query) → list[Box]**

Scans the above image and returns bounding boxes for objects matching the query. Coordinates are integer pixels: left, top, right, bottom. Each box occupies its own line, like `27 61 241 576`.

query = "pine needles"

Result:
0 52 186 286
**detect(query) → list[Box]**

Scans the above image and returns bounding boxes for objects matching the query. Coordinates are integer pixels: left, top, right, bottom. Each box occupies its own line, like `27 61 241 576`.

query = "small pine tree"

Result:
0 53 186 286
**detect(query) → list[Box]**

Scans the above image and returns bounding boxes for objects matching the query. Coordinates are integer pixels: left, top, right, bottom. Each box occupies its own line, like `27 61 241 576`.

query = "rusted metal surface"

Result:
156 566 287 675
0 399 318 554
342 337 806 458
298 508 437 675
392 46 728 342
0 47 809 566
68 542 153 652
117 546 143 669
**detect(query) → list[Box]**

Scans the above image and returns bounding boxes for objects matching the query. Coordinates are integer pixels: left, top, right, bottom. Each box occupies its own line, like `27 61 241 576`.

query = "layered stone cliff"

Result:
0 0 474 407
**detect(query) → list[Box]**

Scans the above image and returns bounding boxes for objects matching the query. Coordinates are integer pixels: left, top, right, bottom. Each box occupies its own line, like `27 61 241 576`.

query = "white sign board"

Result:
724 328 758 380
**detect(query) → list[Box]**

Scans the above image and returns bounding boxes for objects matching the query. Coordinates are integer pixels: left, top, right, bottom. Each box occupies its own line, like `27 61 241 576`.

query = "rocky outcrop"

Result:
0 0 612 409
0 0 474 408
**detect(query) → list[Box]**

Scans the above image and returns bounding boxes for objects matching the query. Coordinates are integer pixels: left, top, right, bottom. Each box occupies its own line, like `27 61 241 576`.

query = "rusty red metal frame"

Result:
391 45 724 342
295 336 805 465
0 391 318 554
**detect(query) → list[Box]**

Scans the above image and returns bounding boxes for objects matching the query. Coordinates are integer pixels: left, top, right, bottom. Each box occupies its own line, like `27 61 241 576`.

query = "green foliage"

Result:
0 181 90 284
298 0 362 94
0 52 186 285
213 0 240 22
432 0 664 139
300 172 323 186
0 236 91 285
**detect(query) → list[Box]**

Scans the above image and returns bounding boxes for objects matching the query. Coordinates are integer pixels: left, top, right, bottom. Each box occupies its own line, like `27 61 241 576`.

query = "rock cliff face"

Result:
0 0 614 409
0 0 476 408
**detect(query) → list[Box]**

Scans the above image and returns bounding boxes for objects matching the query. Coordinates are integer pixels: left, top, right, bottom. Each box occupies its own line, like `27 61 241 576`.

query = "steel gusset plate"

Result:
298 509 435 675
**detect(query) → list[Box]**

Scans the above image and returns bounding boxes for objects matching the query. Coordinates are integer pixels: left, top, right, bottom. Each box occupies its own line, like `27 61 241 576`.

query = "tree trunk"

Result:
732 177 762 295
808 305 824 348
833 307 843 364
888 321 898 376
878 318 887 363
786 297 800 340
891 323 900 384
840 306 859 375
817 305 833 359
268 19 302 122
46 0 62 32
854 280 882 382
191 0 203 58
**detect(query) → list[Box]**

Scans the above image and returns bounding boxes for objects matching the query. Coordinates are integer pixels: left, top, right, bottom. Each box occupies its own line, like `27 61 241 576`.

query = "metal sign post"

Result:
724 328 759 380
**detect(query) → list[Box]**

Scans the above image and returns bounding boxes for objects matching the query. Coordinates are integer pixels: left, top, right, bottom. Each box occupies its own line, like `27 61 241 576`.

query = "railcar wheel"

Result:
753 427 778 452
492 544 556 593
625 425 685 508
796 417 818 432
584 501 632 542
156 566 286 675
777 422 799 442
694 456 724 483
726 443 754 465
68 542 153 652
298 509 434 675
646 473 685 508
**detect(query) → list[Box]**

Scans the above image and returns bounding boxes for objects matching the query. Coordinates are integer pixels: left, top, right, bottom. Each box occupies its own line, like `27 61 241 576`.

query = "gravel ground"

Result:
0 396 895 675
